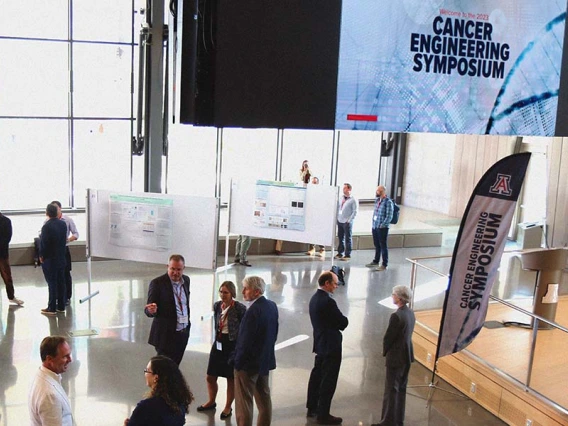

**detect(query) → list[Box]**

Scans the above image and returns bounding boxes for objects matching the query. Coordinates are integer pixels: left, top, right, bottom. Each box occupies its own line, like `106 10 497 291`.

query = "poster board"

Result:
229 180 338 246
87 189 219 270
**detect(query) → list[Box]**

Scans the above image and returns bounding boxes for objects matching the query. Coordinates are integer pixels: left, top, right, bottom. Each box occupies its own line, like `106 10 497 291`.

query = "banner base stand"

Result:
408 381 468 407
503 320 532 329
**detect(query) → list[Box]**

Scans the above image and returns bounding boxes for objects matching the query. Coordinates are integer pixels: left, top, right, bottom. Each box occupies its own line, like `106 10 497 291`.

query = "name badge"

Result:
216 341 223 351
178 315 188 324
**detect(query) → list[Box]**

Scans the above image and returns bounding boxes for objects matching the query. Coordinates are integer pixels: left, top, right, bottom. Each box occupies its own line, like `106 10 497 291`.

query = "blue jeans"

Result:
372 227 389 266
337 221 353 256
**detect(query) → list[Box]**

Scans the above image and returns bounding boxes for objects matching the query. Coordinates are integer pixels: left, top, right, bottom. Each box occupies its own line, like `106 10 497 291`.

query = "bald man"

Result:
366 185 394 271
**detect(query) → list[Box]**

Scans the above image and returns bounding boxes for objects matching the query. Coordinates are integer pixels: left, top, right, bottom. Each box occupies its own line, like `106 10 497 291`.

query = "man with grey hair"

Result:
372 285 415 426
29 336 74 425
234 276 279 426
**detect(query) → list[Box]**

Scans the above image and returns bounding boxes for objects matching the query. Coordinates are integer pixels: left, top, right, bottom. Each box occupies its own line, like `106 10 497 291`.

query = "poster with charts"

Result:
335 0 566 136
253 180 306 231
109 194 173 251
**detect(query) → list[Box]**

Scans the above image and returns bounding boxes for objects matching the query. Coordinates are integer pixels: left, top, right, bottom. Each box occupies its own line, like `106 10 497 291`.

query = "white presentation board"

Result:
229 180 338 246
87 189 219 270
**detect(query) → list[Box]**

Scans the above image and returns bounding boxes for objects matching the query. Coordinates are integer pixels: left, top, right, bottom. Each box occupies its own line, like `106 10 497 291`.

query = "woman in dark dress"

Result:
124 356 194 426
197 281 247 420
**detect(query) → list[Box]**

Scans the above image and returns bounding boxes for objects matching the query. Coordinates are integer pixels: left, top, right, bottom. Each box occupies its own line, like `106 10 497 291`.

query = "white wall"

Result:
402 133 456 214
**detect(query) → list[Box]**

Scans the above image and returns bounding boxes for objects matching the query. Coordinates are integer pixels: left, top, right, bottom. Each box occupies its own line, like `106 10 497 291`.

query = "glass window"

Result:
520 139 548 223
0 119 69 209
73 0 134 43
73 43 133 118
336 130 381 199
73 120 132 208
221 128 278 204
0 40 69 117
403 133 455 212
281 129 334 185
167 125 218 197
131 155 145 193
0 0 68 39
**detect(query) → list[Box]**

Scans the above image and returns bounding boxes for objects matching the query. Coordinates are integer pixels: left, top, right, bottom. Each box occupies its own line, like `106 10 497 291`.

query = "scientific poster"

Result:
109 194 173 251
253 180 306 231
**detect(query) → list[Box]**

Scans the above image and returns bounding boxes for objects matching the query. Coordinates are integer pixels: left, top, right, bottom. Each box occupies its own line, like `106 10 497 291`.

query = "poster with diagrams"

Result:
109 194 173 251
254 180 306 231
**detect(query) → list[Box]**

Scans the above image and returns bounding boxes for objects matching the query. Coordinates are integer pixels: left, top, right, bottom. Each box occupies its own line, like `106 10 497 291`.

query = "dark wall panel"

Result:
178 0 342 129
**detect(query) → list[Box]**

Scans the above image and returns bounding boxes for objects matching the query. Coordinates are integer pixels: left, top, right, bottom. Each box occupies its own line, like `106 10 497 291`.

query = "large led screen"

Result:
335 1 568 136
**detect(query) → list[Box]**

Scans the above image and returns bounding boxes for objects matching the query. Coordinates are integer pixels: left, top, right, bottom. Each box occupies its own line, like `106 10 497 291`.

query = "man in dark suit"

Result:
144 254 190 365
39 204 68 315
234 276 279 426
307 271 349 425
372 285 415 426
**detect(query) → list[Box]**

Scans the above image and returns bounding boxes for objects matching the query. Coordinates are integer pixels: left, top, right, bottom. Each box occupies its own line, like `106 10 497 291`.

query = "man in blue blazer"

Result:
144 254 191 365
234 276 279 426
372 285 415 426
307 270 349 425
39 204 68 315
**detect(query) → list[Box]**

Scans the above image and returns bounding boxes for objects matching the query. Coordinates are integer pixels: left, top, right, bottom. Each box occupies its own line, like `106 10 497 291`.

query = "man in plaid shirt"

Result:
366 185 394 271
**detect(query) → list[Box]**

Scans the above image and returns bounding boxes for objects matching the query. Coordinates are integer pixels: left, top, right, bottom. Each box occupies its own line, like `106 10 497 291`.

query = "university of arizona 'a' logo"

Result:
489 174 512 196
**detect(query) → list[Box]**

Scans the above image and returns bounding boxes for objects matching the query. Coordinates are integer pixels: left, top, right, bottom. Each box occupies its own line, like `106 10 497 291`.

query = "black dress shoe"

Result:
220 408 232 419
317 414 342 425
306 409 318 418
240 260 252 267
196 403 216 412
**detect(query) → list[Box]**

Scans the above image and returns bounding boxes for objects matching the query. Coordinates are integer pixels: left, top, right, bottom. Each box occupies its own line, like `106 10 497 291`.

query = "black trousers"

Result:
306 352 342 417
156 326 190 365
380 363 411 426
42 260 65 311
64 246 73 300
0 257 15 300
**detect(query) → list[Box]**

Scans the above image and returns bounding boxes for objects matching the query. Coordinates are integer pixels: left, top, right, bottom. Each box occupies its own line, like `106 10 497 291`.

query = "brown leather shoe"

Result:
317 414 342 424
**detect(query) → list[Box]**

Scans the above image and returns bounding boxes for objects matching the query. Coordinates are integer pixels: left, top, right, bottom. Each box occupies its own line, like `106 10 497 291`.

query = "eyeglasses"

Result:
144 368 154 374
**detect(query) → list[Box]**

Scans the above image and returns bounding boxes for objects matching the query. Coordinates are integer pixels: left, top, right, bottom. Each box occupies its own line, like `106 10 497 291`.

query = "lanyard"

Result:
173 283 185 313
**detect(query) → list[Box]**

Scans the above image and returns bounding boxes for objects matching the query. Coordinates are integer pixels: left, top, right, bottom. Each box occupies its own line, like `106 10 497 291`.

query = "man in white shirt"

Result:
335 183 358 261
29 336 74 426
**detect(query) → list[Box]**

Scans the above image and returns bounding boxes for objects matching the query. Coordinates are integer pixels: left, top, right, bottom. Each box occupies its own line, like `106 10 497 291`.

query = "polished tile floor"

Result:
0 246 507 426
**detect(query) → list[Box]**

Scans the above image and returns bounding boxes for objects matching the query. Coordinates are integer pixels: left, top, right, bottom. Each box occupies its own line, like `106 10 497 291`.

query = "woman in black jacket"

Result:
197 281 247 420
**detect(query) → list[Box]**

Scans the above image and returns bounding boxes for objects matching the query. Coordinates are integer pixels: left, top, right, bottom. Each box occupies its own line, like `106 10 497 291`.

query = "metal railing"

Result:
407 253 568 412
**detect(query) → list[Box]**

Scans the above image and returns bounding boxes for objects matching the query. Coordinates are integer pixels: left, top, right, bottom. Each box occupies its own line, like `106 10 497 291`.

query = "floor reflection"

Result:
0 246 507 425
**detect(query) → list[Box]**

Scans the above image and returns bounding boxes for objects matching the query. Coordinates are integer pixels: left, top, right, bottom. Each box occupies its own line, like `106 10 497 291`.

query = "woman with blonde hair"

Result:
197 281 247 420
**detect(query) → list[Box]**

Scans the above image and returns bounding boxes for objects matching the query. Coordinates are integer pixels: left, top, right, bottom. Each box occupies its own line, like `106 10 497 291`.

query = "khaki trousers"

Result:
234 369 272 426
